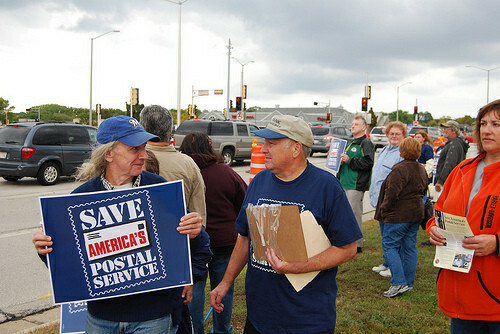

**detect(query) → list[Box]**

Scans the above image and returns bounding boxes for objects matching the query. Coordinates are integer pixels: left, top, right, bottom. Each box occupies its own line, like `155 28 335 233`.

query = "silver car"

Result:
369 126 389 150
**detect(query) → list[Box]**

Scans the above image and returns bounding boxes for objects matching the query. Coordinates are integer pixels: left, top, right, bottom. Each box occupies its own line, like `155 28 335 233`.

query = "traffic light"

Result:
414 106 418 114
132 88 139 106
326 113 332 122
188 104 192 116
193 104 197 119
367 86 372 99
242 85 247 99
230 100 233 109
361 97 368 111
236 97 242 110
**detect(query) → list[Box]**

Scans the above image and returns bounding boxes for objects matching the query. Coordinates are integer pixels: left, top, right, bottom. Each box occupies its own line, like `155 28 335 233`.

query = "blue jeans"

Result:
451 318 500 333
381 222 420 287
188 252 234 334
86 312 177 334
379 221 388 267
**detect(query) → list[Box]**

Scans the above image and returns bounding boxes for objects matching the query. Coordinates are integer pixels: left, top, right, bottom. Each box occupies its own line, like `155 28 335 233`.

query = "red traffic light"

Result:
361 97 368 111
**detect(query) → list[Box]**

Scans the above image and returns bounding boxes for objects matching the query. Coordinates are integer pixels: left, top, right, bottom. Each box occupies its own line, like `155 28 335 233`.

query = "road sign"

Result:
236 111 244 120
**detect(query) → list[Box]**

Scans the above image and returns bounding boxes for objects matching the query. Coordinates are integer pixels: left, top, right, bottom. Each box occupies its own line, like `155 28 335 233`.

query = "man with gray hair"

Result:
140 105 207 227
434 120 469 193
338 115 374 253
210 114 361 333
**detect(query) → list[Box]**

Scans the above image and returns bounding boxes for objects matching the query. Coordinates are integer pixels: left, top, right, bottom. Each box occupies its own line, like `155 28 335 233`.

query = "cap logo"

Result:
129 118 140 128
269 118 282 128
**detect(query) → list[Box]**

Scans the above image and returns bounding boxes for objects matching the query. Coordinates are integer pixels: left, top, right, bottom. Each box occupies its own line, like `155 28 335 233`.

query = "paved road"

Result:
0 143 477 323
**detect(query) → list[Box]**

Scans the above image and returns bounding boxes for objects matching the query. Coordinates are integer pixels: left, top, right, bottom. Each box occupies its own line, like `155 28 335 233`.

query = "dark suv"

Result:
310 124 353 155
174 119 262 165
0 122 97 185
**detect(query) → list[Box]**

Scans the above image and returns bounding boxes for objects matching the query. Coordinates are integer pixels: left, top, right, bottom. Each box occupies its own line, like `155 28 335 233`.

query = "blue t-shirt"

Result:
368 145 403 208
235 163 362 333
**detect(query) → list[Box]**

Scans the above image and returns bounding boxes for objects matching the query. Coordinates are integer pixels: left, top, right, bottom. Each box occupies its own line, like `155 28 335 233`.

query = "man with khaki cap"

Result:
434 120 469 193
210 115 361 333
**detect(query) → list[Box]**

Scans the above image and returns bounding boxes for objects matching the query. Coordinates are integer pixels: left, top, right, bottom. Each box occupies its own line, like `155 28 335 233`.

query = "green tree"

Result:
388 110 414 124
0 97 15 124
418 111 433 125
456 115 475 126
369 107 378 129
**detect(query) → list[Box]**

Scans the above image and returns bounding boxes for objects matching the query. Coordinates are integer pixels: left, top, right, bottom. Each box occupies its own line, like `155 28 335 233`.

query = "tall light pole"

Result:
466 65 500 104
396 82 412 122
89 30 119 126
226 38 233 119
232 57 254 120
166 0 188 128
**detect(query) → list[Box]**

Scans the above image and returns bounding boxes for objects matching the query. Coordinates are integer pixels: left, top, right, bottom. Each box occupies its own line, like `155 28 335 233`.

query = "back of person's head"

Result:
143 150 160 175
399 137 421 160
475 99 500 154
385 121 408 138
180 132 222 163
139 105 173 142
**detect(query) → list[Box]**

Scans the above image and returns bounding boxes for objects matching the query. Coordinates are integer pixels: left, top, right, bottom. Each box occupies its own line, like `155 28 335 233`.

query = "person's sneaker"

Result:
357 247 363 253
379 268 392 277
372 264 388 272
383 285 410 298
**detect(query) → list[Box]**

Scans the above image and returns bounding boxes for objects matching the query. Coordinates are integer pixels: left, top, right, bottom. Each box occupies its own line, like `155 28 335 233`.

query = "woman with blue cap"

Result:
33 116 209 333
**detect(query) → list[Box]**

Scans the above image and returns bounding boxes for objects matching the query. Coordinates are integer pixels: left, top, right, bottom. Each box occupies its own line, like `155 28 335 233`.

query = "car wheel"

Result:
37 162 60 186
222 148 234 166
3 176 22 182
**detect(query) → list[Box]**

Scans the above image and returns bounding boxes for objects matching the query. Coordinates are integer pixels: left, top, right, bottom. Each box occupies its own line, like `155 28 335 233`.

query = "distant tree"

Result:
0 97 15 124
418 111 433 125
456 115 475 126
246 106 261 113
388 110 414 124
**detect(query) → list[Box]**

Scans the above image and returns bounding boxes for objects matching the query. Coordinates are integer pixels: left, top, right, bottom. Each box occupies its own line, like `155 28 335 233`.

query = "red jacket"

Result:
427 154 500 320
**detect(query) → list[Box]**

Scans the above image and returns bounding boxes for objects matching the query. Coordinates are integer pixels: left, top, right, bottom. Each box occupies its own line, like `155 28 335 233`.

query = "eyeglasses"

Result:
388 132 403 137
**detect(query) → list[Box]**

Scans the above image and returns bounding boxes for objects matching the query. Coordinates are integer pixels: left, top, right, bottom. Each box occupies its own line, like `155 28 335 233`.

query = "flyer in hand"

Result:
39 180 192 304
432 209 475 273
325 137 347 173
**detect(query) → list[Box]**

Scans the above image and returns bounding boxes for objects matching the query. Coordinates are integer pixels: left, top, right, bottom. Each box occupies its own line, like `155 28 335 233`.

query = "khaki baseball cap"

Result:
440 120 460 132
252 114 314 147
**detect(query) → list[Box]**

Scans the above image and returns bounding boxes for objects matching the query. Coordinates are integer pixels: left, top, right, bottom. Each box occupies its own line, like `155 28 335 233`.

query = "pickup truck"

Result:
173 119 263 165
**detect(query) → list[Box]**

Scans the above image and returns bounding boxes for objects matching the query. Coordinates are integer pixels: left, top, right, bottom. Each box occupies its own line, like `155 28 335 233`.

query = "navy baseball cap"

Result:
97 116 160 146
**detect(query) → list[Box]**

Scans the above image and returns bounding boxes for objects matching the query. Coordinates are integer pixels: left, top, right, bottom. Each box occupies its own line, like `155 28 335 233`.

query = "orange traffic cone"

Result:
249 143 265 183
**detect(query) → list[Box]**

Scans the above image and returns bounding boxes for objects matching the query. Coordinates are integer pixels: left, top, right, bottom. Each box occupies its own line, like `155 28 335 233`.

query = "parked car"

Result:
0 122 97 185
310 124 353 155
369 126 389 150
174 119 262 166
464 134 475 144
408 125 444 147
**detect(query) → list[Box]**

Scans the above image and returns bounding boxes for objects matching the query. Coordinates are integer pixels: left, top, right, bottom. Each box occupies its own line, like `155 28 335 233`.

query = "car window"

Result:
311 127 329 136
371 127 384 135
64 127 92 145
409 127 426 135
237 124 248 136
32 127 61 145
249 124 259 133
332 127 346 136
176 121 209 135
87 128 97 145
0 126 31 144
211 122 233 136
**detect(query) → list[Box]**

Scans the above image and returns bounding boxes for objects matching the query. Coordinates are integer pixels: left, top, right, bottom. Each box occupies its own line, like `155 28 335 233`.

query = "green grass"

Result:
32 219 450 334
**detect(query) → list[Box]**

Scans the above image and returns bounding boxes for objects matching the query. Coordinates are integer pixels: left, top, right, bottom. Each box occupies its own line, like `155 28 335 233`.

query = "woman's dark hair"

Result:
475 99 500 155
179 131 223 163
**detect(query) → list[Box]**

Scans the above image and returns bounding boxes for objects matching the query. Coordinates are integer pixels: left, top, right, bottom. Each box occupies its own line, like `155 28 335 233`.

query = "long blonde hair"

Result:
74 141 118 182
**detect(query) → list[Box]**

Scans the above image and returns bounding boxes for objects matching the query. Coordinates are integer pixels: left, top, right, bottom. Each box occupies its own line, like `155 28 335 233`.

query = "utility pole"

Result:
226 38 232 119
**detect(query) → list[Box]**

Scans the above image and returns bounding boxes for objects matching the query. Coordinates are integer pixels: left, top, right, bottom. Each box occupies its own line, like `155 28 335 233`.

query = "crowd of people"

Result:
31 99 499 333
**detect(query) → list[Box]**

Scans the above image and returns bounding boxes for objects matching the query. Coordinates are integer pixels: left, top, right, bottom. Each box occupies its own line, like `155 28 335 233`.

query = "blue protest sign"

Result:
60 302 87 334
325 137 347 173
40 181 191 304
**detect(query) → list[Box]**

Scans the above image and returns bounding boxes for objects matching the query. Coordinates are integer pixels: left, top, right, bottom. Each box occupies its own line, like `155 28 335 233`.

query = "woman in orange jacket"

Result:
427 100 500 333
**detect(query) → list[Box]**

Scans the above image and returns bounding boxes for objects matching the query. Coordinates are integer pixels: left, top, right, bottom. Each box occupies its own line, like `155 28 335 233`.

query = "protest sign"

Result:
325 137 347 173
39 181 191 304
60 302 87 334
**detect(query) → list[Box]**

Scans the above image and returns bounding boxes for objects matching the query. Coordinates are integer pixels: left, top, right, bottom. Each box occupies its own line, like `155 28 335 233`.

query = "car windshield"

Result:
371 127 385 135
409 127 426 135
0 126 31 144
311 127 329 136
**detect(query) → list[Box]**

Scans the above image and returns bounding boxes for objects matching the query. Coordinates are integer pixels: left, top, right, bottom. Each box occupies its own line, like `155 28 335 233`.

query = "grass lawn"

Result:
32 219 450 334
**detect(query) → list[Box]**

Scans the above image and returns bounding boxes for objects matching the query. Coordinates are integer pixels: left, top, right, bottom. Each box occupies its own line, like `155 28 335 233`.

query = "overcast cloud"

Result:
2 0 500 120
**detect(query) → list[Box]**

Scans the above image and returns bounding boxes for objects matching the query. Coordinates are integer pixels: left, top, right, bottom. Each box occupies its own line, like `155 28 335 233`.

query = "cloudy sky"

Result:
2 0 500 122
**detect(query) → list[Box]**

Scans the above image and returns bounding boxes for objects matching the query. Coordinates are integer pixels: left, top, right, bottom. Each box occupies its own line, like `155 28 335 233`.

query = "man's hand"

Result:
177 212 202 239
462 235 497 256
32 230 53 255
340 153 349 163
210 282 231 313
181 285 193 304
266 247 289 274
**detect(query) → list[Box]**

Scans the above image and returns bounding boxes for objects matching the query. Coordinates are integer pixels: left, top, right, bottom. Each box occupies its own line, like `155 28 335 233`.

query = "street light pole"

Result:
232 57 254 121
89 30 119 126
396 82 412 122
466 65 500 103
166 0 188 128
